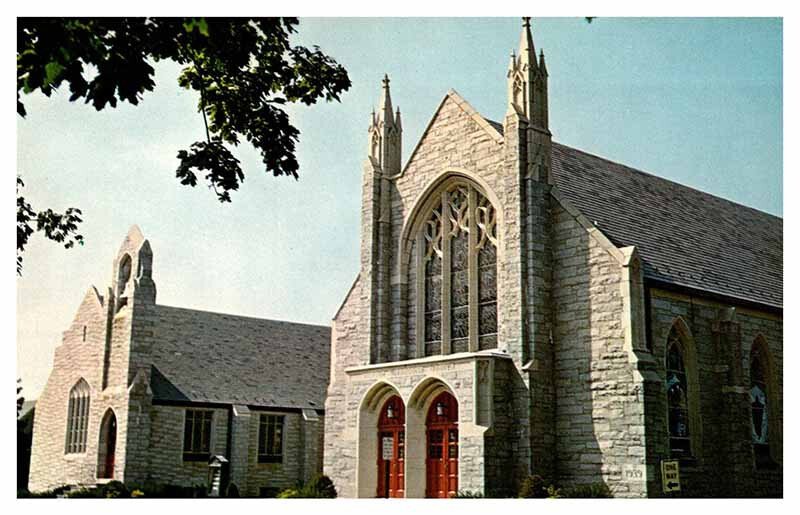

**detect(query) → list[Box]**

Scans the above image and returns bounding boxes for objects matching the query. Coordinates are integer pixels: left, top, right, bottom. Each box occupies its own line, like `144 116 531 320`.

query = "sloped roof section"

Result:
485 118 782 309
149 305 331 409
553 143 783 309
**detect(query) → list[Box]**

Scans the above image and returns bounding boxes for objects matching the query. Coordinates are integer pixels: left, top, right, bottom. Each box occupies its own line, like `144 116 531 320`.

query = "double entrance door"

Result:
376 391 459 498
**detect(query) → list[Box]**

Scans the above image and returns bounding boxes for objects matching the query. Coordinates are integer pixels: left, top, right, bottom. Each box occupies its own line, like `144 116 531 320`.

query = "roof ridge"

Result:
551 141 782 222
154 304 331 330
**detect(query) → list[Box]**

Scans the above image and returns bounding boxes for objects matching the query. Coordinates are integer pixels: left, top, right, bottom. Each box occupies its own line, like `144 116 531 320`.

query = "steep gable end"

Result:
400 90 503 177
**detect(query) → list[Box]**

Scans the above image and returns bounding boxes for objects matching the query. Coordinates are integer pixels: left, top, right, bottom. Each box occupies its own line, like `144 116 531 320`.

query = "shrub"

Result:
277 488 301 499
519 475 549 498
559 482 612 498
66 487 100 498
101 480 129 498
276 475 337 498
131 481 206 498
130 489 145 498
18 486 67 498
451 490 484 498
304 475 337 498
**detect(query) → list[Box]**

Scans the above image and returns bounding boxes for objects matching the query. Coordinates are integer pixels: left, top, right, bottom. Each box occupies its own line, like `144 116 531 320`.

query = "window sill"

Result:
257 457 284 465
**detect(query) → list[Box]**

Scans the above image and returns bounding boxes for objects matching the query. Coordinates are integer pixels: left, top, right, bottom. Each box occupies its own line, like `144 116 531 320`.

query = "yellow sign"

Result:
661 460 681 493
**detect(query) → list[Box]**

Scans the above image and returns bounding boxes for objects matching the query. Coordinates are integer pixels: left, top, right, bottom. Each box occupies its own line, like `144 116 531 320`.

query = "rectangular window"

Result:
183 410 213 461
258 414 284 463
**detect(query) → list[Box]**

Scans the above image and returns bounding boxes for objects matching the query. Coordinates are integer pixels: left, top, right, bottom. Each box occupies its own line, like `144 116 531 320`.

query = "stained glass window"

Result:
450 193 470 353
424 205 443 356
416 181 498 356
750 343 772 467
666 332 691 457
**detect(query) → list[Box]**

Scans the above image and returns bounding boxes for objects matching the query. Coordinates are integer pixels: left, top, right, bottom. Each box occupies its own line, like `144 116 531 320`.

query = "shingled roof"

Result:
485 119 782 309
148 305 331 410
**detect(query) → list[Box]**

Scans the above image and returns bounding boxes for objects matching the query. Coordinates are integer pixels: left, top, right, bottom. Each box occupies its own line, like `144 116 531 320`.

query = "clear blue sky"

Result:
16 17 782 398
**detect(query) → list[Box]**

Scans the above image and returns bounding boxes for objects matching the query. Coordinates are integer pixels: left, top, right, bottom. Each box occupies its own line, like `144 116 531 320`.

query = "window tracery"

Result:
414 180 498 356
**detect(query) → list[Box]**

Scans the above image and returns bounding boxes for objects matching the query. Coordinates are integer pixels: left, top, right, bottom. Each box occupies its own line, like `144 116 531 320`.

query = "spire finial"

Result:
382 73 390 88
518 16 536 68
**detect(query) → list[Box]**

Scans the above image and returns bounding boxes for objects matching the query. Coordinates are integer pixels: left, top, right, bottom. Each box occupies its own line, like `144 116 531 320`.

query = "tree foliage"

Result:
16 17 351 272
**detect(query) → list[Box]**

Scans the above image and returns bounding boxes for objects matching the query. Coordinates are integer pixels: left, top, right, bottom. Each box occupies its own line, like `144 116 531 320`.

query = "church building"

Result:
324 19 782 498
28 226 331 496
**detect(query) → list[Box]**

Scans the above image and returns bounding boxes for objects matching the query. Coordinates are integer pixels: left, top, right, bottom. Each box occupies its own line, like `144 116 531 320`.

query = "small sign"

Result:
382 437 394 460
661 460 681 493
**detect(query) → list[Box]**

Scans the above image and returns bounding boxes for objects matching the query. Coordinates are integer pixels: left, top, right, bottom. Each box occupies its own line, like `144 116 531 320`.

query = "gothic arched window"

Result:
750 339 776 467
414 180 498 357
65 379 90 454
665 323 699 458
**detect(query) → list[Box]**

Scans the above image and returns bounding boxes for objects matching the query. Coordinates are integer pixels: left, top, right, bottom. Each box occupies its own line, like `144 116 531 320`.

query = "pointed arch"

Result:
664 317 701 458
749 335 780 466
400 172 502 359
406 378 460 498
356 381 404 498
65 378 91 454
97 408 117 479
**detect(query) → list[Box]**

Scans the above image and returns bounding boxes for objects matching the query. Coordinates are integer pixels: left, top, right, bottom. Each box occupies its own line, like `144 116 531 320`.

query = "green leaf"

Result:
197 19 209 36
44 61 64 86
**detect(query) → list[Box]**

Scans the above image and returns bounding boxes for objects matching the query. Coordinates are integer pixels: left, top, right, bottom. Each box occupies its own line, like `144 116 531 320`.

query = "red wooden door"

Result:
377 396 405 498
425 392 458 498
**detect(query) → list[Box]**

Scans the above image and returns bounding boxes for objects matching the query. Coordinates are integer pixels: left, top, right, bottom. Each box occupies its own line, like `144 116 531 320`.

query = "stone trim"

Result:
332 274 361 321
345 349 511 375
549 186 625 264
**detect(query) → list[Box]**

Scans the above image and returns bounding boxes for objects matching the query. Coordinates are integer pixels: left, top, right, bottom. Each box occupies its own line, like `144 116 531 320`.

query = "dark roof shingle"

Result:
553 143 782 309
149 305 331 409
485 118 782 309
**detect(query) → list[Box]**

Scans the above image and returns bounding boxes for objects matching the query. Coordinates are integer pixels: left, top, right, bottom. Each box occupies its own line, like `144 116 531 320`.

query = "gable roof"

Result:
484 118 782 309
148 305 331 410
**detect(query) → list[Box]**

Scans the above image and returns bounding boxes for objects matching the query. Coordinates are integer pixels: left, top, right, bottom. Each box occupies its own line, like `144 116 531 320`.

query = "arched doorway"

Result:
425 391 458 498
97 409 117 479
377 395 405 498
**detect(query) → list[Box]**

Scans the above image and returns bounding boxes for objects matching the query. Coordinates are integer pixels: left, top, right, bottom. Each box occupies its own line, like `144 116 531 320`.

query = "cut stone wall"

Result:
645 290 782 497
28 286 134 492
550 201 648 497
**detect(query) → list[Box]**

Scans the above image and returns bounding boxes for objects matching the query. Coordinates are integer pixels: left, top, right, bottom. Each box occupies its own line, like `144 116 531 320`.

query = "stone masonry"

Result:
28 226 330 496
324 19 782 498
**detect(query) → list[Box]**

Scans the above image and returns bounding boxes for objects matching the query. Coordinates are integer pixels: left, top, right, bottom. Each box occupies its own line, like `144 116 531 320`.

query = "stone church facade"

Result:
28 226 330 496
324 19 782 498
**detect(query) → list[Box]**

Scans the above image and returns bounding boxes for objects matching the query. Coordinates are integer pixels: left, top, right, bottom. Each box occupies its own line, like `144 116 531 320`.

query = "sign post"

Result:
661 460 681 494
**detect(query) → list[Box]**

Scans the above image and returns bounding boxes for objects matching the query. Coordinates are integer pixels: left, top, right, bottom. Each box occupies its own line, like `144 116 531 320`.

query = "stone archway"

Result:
357 382 403 498
406 377 459 498
97 408 117 479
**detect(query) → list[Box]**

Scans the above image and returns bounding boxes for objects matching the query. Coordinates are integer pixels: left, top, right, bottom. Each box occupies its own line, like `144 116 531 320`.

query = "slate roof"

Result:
485 119 782 309
148 305 331 410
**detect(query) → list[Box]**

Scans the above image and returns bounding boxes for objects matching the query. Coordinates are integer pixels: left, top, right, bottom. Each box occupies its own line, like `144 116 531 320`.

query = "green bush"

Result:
559 482 612 498
101 480 129 498
451 490 484 498
129 481 206 498
66 487 100 498
519 475 549 498
277 475 337 498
